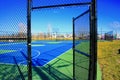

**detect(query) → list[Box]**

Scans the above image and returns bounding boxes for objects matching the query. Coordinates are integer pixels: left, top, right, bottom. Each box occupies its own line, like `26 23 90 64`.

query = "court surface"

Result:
0 40 78 66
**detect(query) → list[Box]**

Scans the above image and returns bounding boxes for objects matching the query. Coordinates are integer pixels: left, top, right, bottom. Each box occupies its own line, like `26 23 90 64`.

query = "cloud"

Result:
53 7 64 13
60 7 65 9
110 21 120 29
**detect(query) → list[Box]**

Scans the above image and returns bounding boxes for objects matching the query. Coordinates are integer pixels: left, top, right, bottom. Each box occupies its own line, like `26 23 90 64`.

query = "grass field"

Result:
98 40 120 80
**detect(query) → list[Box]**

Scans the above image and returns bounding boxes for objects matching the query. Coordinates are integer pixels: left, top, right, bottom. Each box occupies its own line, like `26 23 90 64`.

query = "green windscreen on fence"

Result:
74 9 90 80
0 0 28 79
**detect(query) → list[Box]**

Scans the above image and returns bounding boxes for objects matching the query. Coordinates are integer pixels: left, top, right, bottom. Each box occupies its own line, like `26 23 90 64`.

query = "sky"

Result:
0 0 120 34
31 6 89 33
97 0 120 33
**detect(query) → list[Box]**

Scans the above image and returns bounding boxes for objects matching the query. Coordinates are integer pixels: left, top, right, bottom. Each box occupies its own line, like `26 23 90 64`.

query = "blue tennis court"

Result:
0 40 76 66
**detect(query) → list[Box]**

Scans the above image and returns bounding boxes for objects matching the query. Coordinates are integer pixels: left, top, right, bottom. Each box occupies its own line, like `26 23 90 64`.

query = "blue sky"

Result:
97 0 120 33
31 6 89 33
0 0 27 33
0 0 120 34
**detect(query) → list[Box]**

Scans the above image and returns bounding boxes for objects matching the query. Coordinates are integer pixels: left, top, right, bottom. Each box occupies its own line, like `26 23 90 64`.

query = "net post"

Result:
27 0 32 80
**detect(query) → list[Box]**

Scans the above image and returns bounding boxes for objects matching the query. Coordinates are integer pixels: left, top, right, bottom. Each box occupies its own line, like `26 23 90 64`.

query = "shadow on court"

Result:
0 56 28 80
32 59 72 80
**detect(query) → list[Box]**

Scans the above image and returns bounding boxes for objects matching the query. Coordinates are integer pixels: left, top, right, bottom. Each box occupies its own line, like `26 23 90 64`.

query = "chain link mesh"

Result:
0 0 28 79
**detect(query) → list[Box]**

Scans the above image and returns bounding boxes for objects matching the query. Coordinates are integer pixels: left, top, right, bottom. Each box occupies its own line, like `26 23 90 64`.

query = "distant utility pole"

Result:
53 28 59 41
101 27 102 39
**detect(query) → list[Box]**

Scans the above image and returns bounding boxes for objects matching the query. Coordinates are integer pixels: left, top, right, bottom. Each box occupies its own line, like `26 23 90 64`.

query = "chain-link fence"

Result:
98 31 120 40
0 0 97 80
0 0 28 80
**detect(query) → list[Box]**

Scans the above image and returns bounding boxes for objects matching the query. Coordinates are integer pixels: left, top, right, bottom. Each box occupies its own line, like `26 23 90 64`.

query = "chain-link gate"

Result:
73 9 90 80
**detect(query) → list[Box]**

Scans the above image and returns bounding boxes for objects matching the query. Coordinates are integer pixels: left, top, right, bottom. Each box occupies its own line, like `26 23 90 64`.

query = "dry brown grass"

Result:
98 40 120 80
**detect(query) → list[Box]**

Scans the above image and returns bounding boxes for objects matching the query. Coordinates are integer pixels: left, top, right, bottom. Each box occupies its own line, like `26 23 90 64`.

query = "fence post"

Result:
72 17 76 80
27 0 32 80
89 0 97 80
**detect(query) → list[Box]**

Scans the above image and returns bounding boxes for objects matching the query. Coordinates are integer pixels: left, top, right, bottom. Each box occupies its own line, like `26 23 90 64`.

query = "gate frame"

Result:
27 0 97 80
73 9 90 80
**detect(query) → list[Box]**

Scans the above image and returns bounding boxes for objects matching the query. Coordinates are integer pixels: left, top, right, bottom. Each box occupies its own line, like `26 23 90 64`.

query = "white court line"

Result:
0 47 41 66
0 48 23 55
18 60 27 65
18 49 40 65
0 42 26 46
18 48 72 67
0 48 71 67
0 48 25 65
32 49 41 59
43 48 72 66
